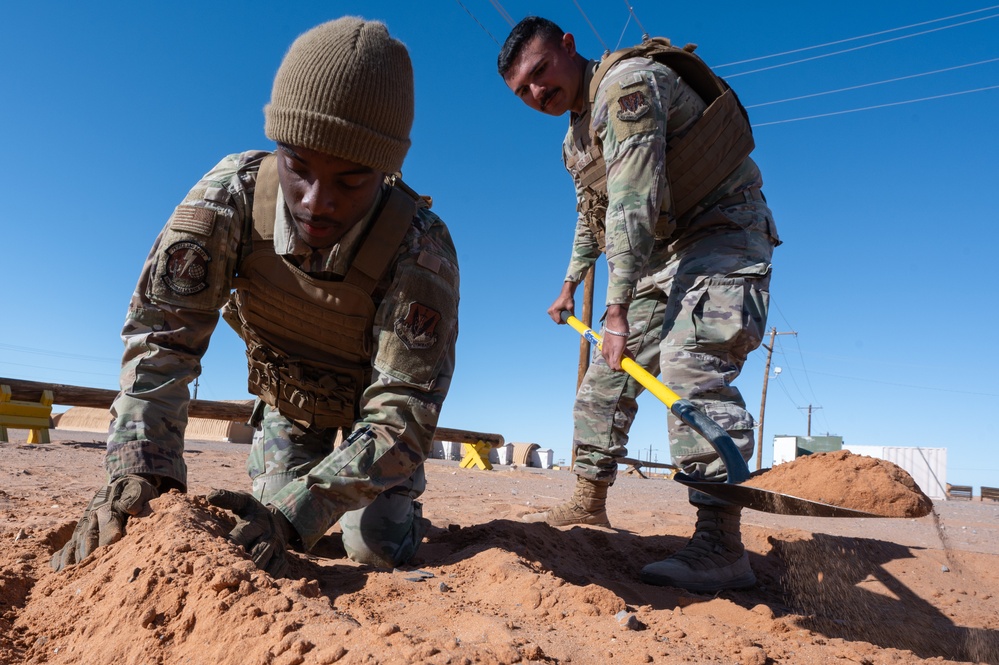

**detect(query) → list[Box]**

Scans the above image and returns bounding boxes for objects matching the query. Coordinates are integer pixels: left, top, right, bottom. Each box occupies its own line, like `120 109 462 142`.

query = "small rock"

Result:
14 529 27 541
377 623 400 637
439 582 451 593
942 565 950 573
615 610 646 631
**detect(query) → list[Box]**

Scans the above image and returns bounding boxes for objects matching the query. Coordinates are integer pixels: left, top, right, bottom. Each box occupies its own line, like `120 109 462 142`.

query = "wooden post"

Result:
572 266 596 466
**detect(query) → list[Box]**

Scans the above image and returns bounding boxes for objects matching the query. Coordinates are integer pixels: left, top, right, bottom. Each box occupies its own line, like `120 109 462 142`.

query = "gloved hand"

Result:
206 489 294 577
51 474 160 571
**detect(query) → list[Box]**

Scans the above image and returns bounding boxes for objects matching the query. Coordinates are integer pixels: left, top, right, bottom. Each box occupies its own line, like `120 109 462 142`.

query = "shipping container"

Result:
845 445 947 500
773 435 843 465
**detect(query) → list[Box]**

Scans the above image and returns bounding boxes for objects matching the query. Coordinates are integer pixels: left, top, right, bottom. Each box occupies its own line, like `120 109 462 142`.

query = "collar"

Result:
571 59 600 126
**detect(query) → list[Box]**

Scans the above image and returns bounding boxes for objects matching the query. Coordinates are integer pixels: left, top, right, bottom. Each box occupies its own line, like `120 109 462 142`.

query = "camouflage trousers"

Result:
247 405 427 568
573 199 777 497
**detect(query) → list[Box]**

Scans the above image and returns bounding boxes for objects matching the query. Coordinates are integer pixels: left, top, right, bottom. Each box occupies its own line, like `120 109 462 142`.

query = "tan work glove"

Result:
206 489 294 578
51 474 160 571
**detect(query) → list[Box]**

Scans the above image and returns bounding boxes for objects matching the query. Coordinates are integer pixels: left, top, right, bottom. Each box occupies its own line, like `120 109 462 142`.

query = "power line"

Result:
715 4 999 68
620 0 649 40
755 84 999 127
488 0 515 26
0 342 118 363
746 57 999 109
726 13 999 78
454 0 499 45
778 367 999 398
614 13 632 51
0 360 119 379
775 336 811 406
571 0 609 54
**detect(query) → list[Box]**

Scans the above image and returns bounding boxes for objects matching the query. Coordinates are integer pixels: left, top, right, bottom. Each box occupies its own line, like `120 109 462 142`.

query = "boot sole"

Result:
639 568 756 593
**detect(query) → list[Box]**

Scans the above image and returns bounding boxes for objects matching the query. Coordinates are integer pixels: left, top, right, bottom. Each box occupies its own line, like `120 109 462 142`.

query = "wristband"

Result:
603 327 629 337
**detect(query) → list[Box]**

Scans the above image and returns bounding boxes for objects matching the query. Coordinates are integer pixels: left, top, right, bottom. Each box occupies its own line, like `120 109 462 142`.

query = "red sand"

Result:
745 450 934 518
2 431 997 664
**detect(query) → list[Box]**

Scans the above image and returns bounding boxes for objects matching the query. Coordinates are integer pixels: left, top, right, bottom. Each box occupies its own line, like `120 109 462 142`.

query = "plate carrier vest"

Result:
564 37 755 250
222 154 419 430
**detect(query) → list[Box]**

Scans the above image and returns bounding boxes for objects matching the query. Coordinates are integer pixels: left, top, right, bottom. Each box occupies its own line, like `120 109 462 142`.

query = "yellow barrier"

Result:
0 384 54 444
459 441 495 471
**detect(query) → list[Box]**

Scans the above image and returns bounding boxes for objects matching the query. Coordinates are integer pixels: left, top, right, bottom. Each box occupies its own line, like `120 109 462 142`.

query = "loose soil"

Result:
745 450 935 518
2 430 998 664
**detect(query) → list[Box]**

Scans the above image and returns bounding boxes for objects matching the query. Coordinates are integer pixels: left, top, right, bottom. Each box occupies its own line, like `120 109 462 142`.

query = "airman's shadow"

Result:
766 532 998 663
410 519 999 663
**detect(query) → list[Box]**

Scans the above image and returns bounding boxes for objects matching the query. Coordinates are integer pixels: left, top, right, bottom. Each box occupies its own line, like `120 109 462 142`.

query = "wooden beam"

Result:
1 377 503 444
2 377 254 421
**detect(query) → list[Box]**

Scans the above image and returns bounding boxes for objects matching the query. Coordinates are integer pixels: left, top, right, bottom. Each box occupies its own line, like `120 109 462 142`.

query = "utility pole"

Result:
799 404 822 436
193 376 199 400
756 327 796 470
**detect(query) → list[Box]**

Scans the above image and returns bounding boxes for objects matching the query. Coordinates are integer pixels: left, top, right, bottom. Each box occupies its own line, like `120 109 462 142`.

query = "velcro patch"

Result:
161 241 211 295
617 91 650 122
607 79 658 142
394 302 441 350
416 250 442 274
170 205 216 236
618 72 645 88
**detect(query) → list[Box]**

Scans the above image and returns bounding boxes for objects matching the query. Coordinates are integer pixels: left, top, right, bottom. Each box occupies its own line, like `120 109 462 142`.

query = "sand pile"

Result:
4 435 997 665
745 450 934 517
15 493 363 665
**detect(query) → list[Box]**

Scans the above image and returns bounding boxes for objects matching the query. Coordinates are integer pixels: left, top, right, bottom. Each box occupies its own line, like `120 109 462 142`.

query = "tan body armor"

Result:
564 38 755 250
222 155 418 430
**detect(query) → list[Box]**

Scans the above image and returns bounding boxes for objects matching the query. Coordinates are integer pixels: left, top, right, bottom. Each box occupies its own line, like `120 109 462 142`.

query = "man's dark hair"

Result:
497 16 565 77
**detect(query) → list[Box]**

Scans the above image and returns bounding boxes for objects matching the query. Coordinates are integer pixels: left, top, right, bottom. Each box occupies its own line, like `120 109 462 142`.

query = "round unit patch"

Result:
162 240 211 295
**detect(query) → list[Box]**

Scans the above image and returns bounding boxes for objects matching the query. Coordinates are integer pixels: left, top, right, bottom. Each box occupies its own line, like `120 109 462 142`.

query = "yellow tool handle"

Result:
562 313 681 409
560 310 750 483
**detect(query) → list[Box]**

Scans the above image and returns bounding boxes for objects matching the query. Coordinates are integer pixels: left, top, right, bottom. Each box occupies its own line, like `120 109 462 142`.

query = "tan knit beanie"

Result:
265 17 414 173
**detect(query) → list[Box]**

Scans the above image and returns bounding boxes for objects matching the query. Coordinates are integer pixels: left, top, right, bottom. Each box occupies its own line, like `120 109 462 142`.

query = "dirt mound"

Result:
745 450 934 517
3 436 998 665
14 493 361 664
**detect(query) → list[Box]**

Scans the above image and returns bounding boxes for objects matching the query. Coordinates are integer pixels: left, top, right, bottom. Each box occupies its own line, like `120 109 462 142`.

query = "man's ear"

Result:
562 32 577 57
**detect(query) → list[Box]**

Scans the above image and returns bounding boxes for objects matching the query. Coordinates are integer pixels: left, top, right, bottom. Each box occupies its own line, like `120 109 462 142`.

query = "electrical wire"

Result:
0 360 119 380
0 342 118 363
454 0 499 45
620 0 649 40
755 84 999 127
571 0 609 53
725 13 999 78
715 4 999 68
488 0 515 26
746 57 999 109
777 367 999 398
614 13 632 51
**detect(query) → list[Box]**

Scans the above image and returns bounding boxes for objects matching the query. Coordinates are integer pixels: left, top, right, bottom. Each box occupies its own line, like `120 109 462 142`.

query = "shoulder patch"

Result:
394 302 441 350
617 90 651 122
169 205 216 236
161 241 212 295
606 77 658 142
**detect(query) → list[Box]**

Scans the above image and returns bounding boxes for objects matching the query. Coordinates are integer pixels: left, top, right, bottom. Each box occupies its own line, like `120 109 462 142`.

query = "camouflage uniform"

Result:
106 150 459 566
564 58 780 488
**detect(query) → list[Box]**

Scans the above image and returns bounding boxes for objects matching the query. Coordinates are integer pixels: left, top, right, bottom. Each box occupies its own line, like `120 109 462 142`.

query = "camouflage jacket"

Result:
106 151 460 537
562 58 763 305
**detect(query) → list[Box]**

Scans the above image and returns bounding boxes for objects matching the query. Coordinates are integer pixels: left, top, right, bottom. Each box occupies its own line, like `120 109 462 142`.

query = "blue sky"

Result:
2 2 997 494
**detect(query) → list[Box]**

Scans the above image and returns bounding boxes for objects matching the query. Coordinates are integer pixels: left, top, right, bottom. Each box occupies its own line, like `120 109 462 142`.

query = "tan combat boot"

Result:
640 504 755 592
522 476 611 527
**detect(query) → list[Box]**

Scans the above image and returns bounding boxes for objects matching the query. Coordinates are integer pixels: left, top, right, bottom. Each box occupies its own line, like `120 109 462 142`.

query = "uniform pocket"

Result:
691 276 769 358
